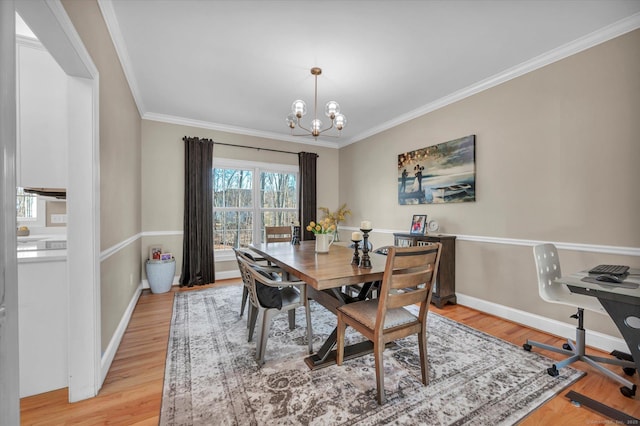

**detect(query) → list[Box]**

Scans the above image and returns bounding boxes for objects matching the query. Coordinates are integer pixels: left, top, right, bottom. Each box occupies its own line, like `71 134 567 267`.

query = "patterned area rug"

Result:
160 285 584 425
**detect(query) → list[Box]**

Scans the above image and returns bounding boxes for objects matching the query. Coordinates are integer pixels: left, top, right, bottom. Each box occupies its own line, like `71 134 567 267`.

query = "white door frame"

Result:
1 0 20 423
15 0 101 402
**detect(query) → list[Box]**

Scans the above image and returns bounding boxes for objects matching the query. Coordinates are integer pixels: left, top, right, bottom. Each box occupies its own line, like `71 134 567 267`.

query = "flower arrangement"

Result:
318 203 351 241
319 203 352 227
306 219 336 235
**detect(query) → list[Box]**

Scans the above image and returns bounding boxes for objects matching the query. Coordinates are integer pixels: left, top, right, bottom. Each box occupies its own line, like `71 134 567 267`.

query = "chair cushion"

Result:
338 300 417 329
256 282 282 309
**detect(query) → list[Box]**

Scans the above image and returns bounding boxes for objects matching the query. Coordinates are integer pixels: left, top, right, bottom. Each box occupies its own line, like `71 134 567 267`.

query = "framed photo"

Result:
160 253 173 261
409 214 427 235
149 245 163 260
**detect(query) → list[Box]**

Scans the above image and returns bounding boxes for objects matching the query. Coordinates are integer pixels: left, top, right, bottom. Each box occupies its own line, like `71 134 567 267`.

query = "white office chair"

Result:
524 244 636 397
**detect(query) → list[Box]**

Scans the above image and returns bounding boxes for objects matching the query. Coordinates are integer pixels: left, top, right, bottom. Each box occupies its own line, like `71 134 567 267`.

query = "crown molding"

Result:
97 0 639 149
142 112 341 149
341 12 640 148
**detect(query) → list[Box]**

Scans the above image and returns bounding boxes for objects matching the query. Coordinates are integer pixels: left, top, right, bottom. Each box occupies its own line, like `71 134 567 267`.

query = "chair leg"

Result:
418 329 429 385
257 309 276 365
305 301 313 354
248 304 258 342
374 340 386 405
240 286 248 316
288 309 296 330
336 314 346 366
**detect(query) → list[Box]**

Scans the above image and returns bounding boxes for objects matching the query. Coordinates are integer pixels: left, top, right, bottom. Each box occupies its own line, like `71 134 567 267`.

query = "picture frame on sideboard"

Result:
409 214 427 235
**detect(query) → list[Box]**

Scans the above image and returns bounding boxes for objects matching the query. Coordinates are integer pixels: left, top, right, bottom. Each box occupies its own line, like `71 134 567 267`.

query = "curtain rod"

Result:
183 136 316 156
215 141 300 155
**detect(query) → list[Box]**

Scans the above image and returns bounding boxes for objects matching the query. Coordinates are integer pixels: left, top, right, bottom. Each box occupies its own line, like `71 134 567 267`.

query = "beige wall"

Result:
62 0 142 351
141 120 340 277
339 29 640 337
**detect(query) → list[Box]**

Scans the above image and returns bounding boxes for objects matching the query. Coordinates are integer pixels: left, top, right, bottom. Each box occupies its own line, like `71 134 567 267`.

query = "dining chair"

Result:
265 226 293 243
336 243 442 404
236 256 313 365
233 247 281 316
524 243 636 397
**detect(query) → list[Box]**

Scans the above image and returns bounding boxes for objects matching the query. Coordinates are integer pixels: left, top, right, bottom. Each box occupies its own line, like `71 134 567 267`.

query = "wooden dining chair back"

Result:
336 243 442 404
236 255 313 365
265 226 292 243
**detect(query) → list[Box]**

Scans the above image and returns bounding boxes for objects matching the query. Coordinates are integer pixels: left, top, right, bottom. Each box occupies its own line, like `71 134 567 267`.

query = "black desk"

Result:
555 268 640 377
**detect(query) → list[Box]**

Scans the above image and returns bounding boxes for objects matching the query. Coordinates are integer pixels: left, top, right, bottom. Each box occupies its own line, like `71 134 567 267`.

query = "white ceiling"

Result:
93 1 640 148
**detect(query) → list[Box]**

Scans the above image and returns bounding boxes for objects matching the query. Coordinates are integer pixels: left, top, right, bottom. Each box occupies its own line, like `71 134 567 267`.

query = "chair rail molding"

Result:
342 227 640 257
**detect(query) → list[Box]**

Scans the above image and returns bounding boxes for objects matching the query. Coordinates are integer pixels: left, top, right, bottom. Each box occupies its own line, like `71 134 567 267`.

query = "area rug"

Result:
160 285 584 425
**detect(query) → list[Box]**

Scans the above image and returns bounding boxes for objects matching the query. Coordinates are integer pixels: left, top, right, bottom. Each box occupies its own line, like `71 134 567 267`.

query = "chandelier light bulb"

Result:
292 100 307 118
334 113 346 130
325 101 340 119
286 113 297 129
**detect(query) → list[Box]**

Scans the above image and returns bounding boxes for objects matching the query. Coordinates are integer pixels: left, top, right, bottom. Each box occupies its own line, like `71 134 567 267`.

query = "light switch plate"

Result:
51 214 67 224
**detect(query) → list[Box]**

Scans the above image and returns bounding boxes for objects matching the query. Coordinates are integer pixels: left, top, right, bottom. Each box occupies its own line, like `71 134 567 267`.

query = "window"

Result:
213 159 298 256
17 187 47 229
17 187 38 221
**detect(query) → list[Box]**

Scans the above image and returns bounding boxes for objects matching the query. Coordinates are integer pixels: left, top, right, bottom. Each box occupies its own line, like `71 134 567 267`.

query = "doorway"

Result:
15 1 101 402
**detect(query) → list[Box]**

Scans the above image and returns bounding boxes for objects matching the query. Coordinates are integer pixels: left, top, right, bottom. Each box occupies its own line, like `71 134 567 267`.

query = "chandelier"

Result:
286 67 347 138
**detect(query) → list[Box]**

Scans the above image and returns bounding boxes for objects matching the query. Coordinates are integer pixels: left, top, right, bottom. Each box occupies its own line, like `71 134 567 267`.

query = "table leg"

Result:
598 298 640 373
304 286 386 370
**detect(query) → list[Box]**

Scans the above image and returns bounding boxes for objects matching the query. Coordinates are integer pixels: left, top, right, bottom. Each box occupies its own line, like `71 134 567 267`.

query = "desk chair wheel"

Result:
547 365 559 377
623 367 636 376
620 384 636 398
562 343 571 350
523 343 532 352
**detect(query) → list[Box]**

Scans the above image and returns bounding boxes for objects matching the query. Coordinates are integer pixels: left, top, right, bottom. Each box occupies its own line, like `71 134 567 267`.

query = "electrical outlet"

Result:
51 214 67 224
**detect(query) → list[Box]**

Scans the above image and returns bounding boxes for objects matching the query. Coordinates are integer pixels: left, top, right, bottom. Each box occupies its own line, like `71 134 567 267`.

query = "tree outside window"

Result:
213 160 297 253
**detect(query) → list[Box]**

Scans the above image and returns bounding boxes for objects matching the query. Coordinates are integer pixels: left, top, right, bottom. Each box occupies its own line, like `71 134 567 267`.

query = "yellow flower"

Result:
306 219 334 234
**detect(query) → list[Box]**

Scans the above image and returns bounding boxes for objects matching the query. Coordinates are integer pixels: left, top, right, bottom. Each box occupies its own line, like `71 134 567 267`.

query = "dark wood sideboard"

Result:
392 233 456 308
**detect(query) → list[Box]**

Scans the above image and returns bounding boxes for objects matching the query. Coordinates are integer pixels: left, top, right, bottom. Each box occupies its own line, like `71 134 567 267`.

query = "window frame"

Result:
17 188 47 228
213 158 298 261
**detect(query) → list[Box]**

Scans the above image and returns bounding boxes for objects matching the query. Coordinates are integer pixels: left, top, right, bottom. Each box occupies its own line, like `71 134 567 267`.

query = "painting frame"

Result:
398 135 476 205
409 214 427 235
149 245 163 260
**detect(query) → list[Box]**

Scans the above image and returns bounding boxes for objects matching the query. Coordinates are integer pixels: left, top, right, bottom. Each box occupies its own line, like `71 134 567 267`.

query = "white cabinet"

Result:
18 258 68 397
17 39 68 188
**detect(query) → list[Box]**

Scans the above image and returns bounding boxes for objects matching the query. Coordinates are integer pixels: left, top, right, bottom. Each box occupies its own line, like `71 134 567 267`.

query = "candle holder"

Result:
291 225 301 245
351 240 361 265
359 228 372 269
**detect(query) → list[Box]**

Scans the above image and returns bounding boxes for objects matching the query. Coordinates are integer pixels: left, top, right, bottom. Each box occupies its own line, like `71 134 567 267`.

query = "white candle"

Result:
351 231 362 241
360 220 372 230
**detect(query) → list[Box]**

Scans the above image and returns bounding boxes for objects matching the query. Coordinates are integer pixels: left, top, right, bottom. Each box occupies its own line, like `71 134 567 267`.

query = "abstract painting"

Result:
398 135 476 205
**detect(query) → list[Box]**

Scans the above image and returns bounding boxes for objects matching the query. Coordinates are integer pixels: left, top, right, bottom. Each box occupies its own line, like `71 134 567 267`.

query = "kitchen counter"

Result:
17 234 67 263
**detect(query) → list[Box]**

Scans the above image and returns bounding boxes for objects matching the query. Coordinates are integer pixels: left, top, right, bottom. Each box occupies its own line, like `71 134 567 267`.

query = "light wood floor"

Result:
20 279 639 425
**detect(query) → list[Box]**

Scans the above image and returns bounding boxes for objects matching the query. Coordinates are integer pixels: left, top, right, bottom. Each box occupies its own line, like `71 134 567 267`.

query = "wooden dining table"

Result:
250 240 388 369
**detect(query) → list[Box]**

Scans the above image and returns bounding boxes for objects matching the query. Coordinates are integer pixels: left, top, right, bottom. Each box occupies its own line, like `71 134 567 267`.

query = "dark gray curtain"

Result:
298 152 318 241
180 136 215 286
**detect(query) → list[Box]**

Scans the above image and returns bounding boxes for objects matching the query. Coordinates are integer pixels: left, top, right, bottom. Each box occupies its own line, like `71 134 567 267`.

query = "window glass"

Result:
17 187 37 221
213 160 298 253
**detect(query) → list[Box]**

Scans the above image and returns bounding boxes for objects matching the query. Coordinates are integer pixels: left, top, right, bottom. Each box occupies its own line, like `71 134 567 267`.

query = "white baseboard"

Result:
456 293 630 354
140 271 239 289
100 283 142 384
216 269 240 281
